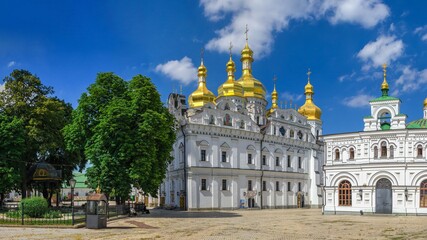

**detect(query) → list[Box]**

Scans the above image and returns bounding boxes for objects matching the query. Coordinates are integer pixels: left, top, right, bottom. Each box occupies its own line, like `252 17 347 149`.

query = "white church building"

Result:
323 64 427 215
160 39 324 210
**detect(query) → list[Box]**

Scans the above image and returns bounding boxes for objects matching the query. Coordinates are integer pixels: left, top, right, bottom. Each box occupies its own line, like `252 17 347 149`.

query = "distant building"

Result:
161 39 324 210
61 172 92 204
323 65 427 215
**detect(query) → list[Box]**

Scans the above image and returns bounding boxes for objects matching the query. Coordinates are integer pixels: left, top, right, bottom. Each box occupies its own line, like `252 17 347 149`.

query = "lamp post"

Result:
69 178 76 225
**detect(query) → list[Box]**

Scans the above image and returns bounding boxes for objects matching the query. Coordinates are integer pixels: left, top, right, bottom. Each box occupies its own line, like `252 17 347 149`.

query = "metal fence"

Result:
0 200 130 226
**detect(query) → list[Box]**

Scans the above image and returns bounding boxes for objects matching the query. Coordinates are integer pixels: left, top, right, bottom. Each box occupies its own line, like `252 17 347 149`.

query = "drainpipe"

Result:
180 125 187 211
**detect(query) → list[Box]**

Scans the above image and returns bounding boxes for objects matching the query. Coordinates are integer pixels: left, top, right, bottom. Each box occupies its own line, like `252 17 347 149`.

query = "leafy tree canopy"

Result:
65 73 175 204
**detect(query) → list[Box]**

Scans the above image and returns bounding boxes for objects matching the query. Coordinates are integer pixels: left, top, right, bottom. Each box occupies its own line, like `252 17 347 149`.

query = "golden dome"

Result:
271 76 278 109
217 56 244 98
188 60 216 108
424 97 427 108
298 69 321 121
238 42 266 100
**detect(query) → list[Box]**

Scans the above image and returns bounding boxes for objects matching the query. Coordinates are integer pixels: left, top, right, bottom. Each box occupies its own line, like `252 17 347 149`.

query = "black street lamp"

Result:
69 178 76 225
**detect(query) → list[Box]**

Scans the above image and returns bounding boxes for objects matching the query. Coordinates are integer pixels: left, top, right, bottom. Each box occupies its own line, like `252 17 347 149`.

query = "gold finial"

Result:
307 68 311 83
273 75 277 91
96 180 101 194
229 42 233 58
382 63 387 80
245 24 249 42
201 47 205 64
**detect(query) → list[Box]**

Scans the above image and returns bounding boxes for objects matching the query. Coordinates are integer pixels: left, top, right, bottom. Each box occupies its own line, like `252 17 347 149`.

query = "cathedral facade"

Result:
160 40 324 210
323 65 427 215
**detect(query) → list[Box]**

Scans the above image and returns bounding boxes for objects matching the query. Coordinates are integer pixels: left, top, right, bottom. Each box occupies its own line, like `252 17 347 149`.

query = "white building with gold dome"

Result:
160 39 324 210
323 65 427 215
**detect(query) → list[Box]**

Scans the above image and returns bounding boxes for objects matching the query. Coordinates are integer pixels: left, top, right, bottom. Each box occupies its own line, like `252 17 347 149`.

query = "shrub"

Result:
19 197 48 218
43 210 62 219
5 210 24 218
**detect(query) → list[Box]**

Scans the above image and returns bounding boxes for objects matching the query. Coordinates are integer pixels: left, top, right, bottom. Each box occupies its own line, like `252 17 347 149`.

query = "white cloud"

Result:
343 94 374 108
357 35 404 70
338 72 356 82
321 0 389 28
413 25 427 42
200 0 389 57
395 65 427 93
280 92 303 104
422 34 427 41
7 61 16 68
155 57 198 85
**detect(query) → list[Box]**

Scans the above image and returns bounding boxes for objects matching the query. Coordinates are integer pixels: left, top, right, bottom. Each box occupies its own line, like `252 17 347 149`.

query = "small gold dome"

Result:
218 57 244 98
298 70 321 121
424 97 427 108
240 43 254 63
188 61 216 108
381 79 389 90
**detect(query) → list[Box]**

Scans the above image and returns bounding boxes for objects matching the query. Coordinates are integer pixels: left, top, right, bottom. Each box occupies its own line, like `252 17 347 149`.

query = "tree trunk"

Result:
0 193 4 207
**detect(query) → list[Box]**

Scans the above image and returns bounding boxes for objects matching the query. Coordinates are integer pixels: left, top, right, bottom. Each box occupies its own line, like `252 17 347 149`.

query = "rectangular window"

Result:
201 179 207 191
201 149 206 161
222 179 227 191
276 181 280 191
262 181 267 191
298 157 302 169
221 151 227 162
248 153 252 164
287 182 291 192
275 157 280 166
248 180 252 191
298 182 302 192
262 155 267 165
287 155 291 168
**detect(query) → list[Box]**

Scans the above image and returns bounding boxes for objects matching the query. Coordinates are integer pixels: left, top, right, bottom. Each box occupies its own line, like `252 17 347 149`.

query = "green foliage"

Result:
5 209 24 218
42 210 62 218
64 73 175 203
20 197 48 218
0 114 25 197
0 69 75 198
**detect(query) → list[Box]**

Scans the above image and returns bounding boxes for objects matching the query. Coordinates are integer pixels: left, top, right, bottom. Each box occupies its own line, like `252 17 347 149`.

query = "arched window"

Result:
379 111 391 130
239 120 245 129
297 131 303 140
290 130 294 138
374 146 378 159
417 145 423 158
349 148 355 160
339 180 352 206
209 115 215 125
224 103 230 110
381 142 387 158
421 180 427 207
389 145 394 159
279 127 285 136
224 114 232 126
335 149 340 160
273 126 276 135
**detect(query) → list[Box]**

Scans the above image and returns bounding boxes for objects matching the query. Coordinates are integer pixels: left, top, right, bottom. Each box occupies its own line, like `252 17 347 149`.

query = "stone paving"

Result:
1 208 427 239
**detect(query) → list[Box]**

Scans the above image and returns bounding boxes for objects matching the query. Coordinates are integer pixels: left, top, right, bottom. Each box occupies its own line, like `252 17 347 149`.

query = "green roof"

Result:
407 119 427 129
364 116 373 119
369 96 400 102
62 172 89 188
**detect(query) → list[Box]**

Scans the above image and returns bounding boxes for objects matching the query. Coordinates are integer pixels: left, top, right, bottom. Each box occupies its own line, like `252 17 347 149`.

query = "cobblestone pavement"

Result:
1 208 427 239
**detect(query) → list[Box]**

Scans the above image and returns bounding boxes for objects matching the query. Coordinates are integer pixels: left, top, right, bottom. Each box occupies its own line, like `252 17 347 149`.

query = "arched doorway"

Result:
375 178 392 214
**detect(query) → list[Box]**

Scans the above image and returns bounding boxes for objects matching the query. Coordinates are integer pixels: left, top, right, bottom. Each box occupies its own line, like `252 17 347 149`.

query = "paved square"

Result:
1 208 427 239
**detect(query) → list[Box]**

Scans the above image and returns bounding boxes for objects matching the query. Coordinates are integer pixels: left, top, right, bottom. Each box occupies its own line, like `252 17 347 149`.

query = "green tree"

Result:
64 73 175 204
0 69 74 201
0 114 25 203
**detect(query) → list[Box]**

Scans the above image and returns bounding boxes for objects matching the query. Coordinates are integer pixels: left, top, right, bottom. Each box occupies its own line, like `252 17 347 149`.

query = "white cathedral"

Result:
160 39 324 210
323 64 427 215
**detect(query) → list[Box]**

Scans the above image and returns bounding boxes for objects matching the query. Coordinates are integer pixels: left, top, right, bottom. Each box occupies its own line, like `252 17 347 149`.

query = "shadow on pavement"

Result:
133 209 242 219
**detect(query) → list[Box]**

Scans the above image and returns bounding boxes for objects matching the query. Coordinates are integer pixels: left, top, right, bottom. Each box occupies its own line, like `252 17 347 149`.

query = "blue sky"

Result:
1 0 427 134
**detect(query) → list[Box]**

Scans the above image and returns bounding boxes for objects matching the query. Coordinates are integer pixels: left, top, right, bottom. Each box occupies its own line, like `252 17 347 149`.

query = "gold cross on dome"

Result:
245 24 249 41
307 68 311 82
229 42 233 57
200 47 204 60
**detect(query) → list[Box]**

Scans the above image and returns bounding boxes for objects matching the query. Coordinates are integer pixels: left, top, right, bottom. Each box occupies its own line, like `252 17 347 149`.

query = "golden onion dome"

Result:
188 60 216 108
424 97 427 108
298 69 321 121
217 56 244 98
238 42 266 100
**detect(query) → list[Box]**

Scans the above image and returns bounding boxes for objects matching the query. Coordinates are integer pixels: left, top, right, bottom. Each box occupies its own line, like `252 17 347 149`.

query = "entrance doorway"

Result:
248 198 255 208
375 178 392 214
